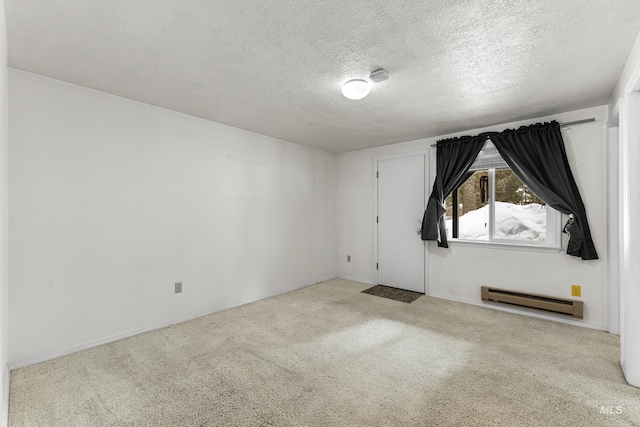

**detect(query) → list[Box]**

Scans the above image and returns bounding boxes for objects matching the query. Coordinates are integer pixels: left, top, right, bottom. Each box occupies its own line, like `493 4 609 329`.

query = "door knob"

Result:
417 229 422 234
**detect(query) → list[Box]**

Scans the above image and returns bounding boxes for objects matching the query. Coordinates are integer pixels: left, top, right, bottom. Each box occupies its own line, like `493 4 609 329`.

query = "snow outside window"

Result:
444 140 561 249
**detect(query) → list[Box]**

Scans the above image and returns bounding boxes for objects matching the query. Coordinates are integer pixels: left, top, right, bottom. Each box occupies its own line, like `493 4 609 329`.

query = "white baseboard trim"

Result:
337 274 375 285
2 364 9 427
9 275 338 371
429 292 607 332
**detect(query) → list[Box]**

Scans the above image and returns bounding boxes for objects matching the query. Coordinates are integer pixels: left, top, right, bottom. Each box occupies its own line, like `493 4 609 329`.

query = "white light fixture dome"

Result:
342 79 370 100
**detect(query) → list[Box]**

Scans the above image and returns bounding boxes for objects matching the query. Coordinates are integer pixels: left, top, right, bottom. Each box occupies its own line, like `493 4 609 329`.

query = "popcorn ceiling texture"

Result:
8 279 640 426
4 1 640 153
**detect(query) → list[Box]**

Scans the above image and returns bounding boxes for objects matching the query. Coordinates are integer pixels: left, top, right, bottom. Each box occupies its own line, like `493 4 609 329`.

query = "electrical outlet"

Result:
571 284 581 297
347 255 351 262
175 282 182 294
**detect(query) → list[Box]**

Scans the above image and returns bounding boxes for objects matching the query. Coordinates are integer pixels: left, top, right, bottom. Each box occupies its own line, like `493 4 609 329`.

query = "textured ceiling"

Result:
5 1 640 153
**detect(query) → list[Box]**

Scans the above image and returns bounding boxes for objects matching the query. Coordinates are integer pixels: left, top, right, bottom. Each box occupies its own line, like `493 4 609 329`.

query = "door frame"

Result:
614 49 640 386
374 151 430 295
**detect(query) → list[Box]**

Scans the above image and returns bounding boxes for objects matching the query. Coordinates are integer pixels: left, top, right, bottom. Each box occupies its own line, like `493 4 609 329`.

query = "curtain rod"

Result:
559 118 596 126
429 118 596 147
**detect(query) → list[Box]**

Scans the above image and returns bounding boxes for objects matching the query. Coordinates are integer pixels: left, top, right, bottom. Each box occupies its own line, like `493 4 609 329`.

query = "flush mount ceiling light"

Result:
341 79 370 100
341 68 389 100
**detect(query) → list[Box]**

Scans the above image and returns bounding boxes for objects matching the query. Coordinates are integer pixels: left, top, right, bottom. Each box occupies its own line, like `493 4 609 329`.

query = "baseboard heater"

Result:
481 286 583 319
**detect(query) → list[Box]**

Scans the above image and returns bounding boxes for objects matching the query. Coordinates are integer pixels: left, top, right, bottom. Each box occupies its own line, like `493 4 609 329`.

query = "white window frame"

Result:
447 168 563 254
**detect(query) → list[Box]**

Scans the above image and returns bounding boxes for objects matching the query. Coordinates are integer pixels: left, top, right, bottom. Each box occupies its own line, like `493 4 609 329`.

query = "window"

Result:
445 140 561 249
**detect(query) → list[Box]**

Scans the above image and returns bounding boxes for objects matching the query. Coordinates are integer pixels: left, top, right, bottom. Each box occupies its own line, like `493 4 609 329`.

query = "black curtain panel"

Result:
421 135 486 247
490 121 598 260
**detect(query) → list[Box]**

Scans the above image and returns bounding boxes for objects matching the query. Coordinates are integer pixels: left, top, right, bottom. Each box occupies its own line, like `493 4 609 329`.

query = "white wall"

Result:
338 106 608 329
8 70 337 365
610 33 640 114
0 0 8 424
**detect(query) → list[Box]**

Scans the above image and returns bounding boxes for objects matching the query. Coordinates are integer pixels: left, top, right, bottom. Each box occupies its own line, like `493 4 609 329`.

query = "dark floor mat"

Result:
361 285 423 303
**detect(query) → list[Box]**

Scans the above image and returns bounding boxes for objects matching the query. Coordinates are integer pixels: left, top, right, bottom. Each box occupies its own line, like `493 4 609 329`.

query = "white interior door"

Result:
377 154 426 293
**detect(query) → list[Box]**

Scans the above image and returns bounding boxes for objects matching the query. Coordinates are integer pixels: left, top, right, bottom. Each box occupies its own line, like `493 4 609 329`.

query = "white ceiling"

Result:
5 1 640 154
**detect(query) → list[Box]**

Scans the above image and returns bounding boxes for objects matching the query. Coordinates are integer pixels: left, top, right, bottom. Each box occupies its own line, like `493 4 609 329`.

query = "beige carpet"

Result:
8 279 640 426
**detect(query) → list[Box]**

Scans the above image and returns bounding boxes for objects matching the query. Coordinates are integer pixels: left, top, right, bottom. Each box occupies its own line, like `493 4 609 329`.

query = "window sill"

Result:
442 239 562 254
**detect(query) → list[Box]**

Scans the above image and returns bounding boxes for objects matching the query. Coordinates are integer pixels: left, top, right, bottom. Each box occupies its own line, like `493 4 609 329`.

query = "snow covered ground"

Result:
445 202 546 241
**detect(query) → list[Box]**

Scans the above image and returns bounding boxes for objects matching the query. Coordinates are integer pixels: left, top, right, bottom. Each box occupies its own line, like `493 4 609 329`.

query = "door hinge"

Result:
376 171 379 178
376 263 379 270
376 216 378 223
